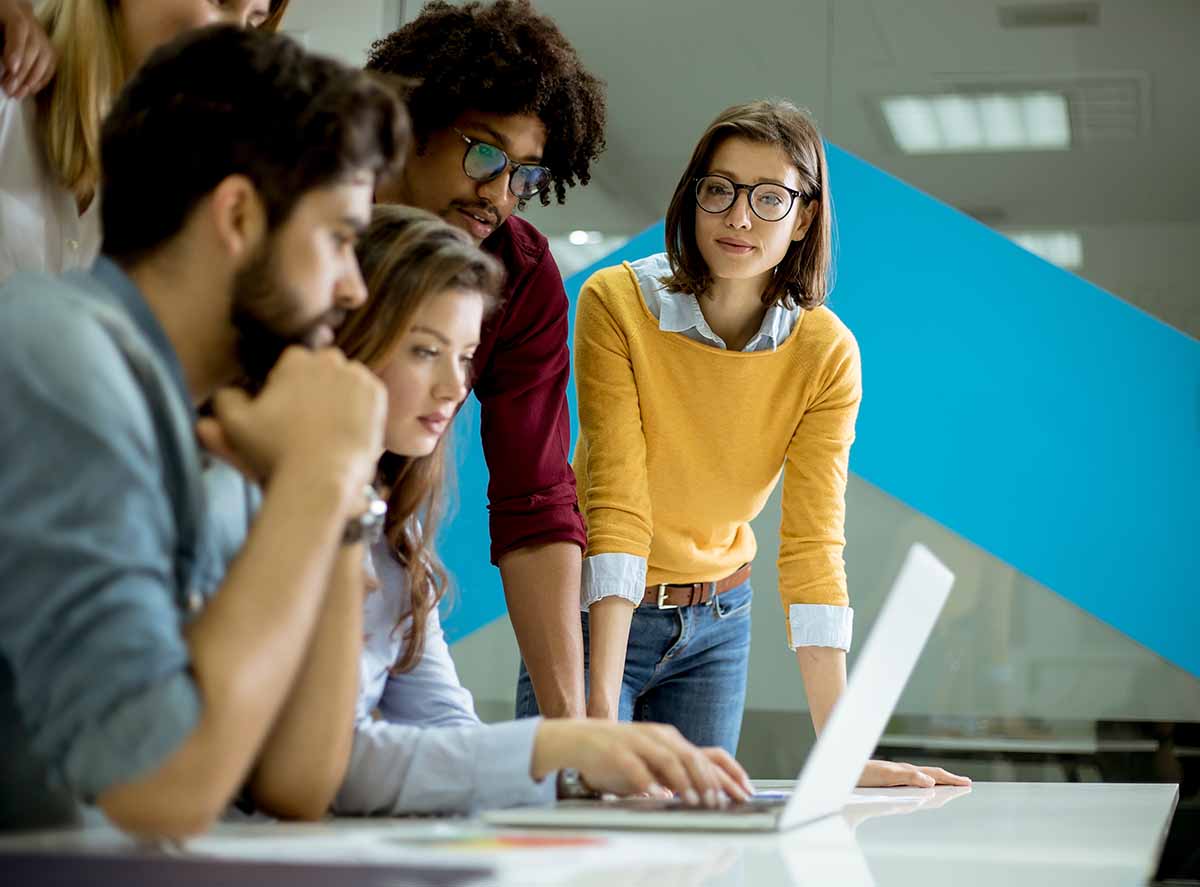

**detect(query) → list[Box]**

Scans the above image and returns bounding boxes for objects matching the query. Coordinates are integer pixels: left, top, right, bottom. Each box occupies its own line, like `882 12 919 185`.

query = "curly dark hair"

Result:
366 0 606 205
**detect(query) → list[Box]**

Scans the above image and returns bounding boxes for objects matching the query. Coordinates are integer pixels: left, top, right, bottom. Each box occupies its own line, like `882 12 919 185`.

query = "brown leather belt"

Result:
640 564 752 610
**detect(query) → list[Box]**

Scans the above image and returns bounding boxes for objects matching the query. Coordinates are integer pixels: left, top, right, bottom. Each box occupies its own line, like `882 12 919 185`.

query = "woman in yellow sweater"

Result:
557 99 968 789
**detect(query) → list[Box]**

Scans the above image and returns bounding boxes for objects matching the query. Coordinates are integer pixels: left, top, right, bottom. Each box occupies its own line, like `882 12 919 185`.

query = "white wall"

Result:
1075 222 1200 338
276 0 397 66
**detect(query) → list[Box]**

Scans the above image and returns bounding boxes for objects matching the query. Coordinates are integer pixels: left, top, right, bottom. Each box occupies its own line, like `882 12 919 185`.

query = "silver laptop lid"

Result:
780 543 954 829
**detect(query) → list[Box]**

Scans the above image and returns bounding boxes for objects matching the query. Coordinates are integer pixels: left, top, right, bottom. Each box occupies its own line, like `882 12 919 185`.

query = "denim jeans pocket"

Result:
713 581 753 619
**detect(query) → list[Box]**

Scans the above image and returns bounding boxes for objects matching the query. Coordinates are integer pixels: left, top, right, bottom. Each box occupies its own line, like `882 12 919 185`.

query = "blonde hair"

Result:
35 1 125 204
34 0 291 206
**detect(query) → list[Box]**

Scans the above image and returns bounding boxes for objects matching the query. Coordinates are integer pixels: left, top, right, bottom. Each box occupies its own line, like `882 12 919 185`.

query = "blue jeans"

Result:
516 580 753 755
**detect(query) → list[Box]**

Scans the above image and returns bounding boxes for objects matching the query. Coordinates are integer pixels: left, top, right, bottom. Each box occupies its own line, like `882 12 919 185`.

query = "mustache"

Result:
451 200 501 228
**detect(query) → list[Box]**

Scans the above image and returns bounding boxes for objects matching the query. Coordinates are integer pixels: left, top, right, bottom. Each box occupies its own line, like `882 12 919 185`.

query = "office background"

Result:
280 0 1199 878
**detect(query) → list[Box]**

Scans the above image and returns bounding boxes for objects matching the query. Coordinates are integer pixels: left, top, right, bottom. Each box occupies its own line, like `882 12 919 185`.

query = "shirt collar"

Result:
630 252 798 353
660 288 796 352
744 301 793 351
90 255 194 415
658 288 715 335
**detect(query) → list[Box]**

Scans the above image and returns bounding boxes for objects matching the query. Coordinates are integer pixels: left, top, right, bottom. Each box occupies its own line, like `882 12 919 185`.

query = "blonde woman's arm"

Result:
573 270 654 719
779 328 967 788
778 328 860 718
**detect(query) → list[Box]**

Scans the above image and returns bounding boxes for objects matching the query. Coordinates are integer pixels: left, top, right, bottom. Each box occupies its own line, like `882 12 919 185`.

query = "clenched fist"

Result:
197 346 385 492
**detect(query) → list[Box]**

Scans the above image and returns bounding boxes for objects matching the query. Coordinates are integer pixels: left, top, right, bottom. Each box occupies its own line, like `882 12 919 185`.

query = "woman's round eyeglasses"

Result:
694 174 804 223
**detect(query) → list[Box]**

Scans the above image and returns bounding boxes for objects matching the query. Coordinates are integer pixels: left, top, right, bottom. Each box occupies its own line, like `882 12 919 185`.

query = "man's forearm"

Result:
499 541 585 718
795 645 848 735
97 463 358 836
248 545 365 819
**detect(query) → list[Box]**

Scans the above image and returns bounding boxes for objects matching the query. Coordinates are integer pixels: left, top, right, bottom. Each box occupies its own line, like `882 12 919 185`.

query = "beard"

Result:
230 239 345 392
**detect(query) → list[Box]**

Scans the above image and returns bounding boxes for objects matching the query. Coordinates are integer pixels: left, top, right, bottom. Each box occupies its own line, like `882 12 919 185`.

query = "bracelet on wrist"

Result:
555 768 601 801
341 483 387 546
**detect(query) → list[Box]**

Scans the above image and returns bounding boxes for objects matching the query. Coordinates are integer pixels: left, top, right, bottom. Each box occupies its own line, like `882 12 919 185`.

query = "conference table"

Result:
0 781 1178 886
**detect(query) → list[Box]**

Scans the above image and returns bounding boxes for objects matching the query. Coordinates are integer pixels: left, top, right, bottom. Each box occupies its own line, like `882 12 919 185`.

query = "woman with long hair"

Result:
329 204 753 814
563 99 970 789
0 0 289 282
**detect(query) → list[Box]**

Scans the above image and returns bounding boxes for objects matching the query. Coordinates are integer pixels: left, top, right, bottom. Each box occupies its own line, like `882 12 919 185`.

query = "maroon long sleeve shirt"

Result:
473 215 587 564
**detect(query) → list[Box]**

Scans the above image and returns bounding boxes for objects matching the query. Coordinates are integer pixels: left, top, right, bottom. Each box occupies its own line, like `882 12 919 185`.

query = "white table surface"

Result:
0 782 1179 887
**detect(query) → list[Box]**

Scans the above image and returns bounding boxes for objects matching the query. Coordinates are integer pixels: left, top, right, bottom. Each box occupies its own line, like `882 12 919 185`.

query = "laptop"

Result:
484 543 955 832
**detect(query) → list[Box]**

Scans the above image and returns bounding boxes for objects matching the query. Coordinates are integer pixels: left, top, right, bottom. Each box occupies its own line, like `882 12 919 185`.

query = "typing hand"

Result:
197 346 384 489
532 720 755 808
857 759 971 788
0 0 55 99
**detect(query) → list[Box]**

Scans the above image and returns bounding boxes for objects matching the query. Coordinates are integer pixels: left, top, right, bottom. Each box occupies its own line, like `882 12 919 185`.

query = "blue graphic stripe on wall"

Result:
440 142 1200 679
435 229 666 644
825 143 1198 678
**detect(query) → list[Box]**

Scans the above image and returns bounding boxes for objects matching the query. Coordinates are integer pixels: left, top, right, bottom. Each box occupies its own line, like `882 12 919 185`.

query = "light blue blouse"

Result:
332 539 556 815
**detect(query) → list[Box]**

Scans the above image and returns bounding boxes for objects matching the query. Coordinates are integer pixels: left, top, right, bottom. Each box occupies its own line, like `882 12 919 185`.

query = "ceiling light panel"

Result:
997 3 1099 29
881 92 1071 154
1007 230 1083 269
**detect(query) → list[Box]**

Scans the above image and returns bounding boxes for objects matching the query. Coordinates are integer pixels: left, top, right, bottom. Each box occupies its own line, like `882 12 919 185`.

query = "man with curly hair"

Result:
367 0 606 721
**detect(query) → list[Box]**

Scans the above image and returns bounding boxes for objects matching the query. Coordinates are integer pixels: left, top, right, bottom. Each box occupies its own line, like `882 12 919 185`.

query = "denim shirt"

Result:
0 258 249 828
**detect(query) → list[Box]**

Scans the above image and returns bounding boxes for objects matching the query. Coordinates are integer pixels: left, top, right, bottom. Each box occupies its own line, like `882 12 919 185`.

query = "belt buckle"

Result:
656 584 678 610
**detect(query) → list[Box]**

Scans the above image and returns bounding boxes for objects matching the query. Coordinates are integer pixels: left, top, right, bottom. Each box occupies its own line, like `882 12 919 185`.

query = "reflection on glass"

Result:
741 475 1200 786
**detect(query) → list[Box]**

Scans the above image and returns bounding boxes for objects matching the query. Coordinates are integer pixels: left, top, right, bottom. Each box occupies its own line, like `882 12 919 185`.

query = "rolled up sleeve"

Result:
0 302 199 802
787 603 854 651
778 329 862 649
474 248 586 563
572 272 655 566
581 553 647 611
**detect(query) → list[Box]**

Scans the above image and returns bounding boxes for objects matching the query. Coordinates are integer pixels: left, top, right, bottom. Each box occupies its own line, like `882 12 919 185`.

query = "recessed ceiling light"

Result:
548 232 633 277
882 92 1071 154
1006 230 1083 269
568 230 604 246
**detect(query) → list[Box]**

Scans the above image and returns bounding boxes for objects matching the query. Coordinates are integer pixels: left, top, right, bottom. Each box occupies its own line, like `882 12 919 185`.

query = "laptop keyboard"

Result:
562 797 787 815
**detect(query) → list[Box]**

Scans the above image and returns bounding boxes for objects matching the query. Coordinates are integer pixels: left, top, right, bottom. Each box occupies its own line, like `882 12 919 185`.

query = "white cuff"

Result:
788 604 853 651
581 553 646 611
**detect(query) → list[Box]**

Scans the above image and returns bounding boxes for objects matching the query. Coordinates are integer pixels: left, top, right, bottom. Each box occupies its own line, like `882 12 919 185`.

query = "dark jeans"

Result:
516 580 753 755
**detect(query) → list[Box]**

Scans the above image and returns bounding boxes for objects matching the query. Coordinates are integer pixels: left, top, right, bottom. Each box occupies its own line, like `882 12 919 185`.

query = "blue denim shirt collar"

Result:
630 252 799 353
658 289 794 351
658 285 717 338
90 256 194 417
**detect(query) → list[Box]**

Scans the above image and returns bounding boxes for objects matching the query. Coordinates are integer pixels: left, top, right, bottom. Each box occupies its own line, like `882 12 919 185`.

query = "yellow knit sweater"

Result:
572 262 862 634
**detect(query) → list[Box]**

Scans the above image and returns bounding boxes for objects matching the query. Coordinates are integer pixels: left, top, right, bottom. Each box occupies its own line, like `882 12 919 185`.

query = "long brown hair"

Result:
661 99 832 310
336 205 502 671
34 0 291 206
